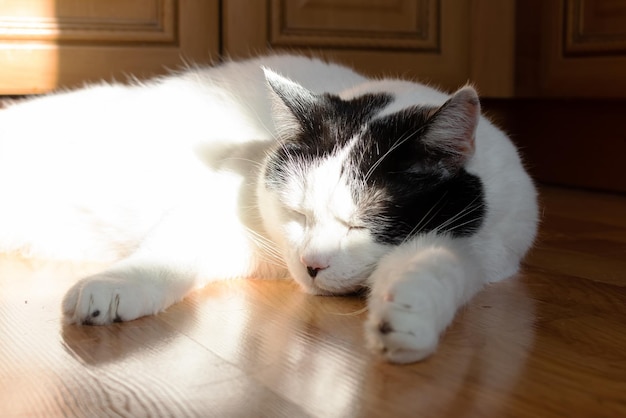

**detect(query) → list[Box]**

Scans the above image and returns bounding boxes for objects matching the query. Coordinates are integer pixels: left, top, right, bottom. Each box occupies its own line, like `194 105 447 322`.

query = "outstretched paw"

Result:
365 273 443 364
62 275 154 325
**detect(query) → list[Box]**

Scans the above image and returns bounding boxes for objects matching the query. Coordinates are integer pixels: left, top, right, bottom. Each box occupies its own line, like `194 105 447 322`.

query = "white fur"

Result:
0 55 537 361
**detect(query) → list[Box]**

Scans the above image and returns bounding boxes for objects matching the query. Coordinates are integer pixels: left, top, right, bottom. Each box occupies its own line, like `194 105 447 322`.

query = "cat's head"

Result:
258 68 485 295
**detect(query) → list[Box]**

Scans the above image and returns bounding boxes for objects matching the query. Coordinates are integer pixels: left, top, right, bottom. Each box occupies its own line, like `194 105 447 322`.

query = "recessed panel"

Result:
269 0 439 51
0 0 176 44
565 0 626 55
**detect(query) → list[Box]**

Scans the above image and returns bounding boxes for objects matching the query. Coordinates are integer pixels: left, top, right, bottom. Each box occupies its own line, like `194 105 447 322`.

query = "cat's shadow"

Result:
61 300 197 366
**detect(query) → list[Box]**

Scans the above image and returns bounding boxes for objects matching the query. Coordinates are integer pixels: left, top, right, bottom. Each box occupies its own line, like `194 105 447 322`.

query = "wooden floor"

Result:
1 186 625 418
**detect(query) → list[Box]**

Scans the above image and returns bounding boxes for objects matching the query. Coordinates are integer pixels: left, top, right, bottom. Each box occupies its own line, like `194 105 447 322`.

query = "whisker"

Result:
332 306 369 316
433 197 483 234
234 99 282 144
363 126 424 183
219 156 264 168
441 216 484 234
244 226 286 267
402 191 449 244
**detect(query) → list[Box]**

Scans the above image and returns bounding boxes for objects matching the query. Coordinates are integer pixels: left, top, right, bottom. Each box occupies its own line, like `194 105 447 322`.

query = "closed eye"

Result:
288 208 307 223
348 225 367 231
335 216 366 231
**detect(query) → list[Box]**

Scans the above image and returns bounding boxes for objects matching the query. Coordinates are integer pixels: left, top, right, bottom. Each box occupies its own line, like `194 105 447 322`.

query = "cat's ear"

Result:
263 67 320 139
422 86 480 166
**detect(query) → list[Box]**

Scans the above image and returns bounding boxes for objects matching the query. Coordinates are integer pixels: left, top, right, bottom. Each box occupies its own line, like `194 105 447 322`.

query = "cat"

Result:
0 54 538 363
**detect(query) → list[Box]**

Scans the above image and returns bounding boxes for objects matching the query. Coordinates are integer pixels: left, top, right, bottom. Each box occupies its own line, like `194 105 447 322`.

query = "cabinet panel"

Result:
516 0 626 97
224 0 515 96
269 0 439 51
0 0 219 94
0 0 176 44
565 0 626 55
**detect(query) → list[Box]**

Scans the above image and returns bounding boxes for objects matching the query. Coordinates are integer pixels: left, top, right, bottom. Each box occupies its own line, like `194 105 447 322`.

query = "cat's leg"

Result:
62 202 261 325
365 233 485 363
62 257 200 325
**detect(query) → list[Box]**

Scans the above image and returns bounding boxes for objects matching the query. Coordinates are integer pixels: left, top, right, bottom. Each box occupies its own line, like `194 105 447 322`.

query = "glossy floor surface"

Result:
1 186 625 417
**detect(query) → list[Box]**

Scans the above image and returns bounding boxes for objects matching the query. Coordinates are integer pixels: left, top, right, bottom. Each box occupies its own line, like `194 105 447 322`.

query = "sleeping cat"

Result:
0 54 538 363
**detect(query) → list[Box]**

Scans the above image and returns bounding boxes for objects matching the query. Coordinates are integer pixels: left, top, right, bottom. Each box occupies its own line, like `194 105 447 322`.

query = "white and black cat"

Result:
0 55 538 363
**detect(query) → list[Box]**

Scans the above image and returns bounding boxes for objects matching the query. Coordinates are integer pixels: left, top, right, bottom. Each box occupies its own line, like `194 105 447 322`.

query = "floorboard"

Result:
1 186 625 417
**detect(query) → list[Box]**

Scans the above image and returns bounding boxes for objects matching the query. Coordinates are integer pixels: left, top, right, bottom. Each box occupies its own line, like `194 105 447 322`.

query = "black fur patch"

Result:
264 92 392 189
352 108 486 244
357 169 485 244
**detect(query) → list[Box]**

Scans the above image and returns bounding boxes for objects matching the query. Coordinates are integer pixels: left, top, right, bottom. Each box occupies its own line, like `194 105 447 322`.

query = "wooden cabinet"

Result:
2 0 625 98
499 0 626 192
0 0 516 97
517 0 626 97
0 1 624 191
223 0 516 97
0 0 219 94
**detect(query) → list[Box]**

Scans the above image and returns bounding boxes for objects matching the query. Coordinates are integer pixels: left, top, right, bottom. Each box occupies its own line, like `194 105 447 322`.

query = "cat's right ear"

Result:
263 67 319 139
421 86 480 166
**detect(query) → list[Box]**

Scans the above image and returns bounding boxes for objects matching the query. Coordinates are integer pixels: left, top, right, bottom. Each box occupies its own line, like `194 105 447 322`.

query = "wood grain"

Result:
222 0 517 96
0 0 219 94
1 186 626 417
515 0 626 98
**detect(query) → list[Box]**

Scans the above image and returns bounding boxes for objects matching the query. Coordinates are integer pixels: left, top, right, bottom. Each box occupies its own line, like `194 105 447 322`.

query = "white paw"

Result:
365 272 444 364
62 275 156 325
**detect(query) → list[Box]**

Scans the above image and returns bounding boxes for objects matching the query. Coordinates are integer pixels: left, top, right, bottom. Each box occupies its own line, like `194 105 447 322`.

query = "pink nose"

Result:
300 255 329 278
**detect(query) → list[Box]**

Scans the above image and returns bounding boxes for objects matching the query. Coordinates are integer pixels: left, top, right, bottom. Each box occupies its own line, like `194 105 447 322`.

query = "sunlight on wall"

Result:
0 0 59 93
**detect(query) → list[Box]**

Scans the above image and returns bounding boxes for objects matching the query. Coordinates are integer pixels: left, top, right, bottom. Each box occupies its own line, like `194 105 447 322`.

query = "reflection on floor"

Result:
1 186 625 417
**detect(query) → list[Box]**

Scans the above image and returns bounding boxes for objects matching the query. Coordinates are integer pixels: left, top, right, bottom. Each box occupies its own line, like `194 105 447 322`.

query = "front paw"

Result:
365 273 444 364
62 275 151 325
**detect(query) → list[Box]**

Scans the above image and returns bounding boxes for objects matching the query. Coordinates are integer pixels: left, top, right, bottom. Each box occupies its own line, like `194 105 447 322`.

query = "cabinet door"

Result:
517 0 626 97
0 0 219 94
222 0 516 97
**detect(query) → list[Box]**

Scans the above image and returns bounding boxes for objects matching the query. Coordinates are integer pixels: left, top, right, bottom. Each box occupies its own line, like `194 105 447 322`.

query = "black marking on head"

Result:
263 69 392 190
283 93 393 158
350 91 485 244
356 167 486 244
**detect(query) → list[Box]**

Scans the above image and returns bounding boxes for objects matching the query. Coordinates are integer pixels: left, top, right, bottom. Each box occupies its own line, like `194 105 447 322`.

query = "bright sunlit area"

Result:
1 1 626 417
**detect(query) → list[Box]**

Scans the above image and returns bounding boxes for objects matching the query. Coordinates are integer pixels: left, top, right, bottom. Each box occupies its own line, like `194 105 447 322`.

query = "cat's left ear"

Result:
263 68 325 140
422 86 480 165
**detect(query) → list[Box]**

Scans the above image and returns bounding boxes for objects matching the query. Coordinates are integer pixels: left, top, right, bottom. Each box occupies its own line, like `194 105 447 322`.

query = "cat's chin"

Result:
300 285 336 296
